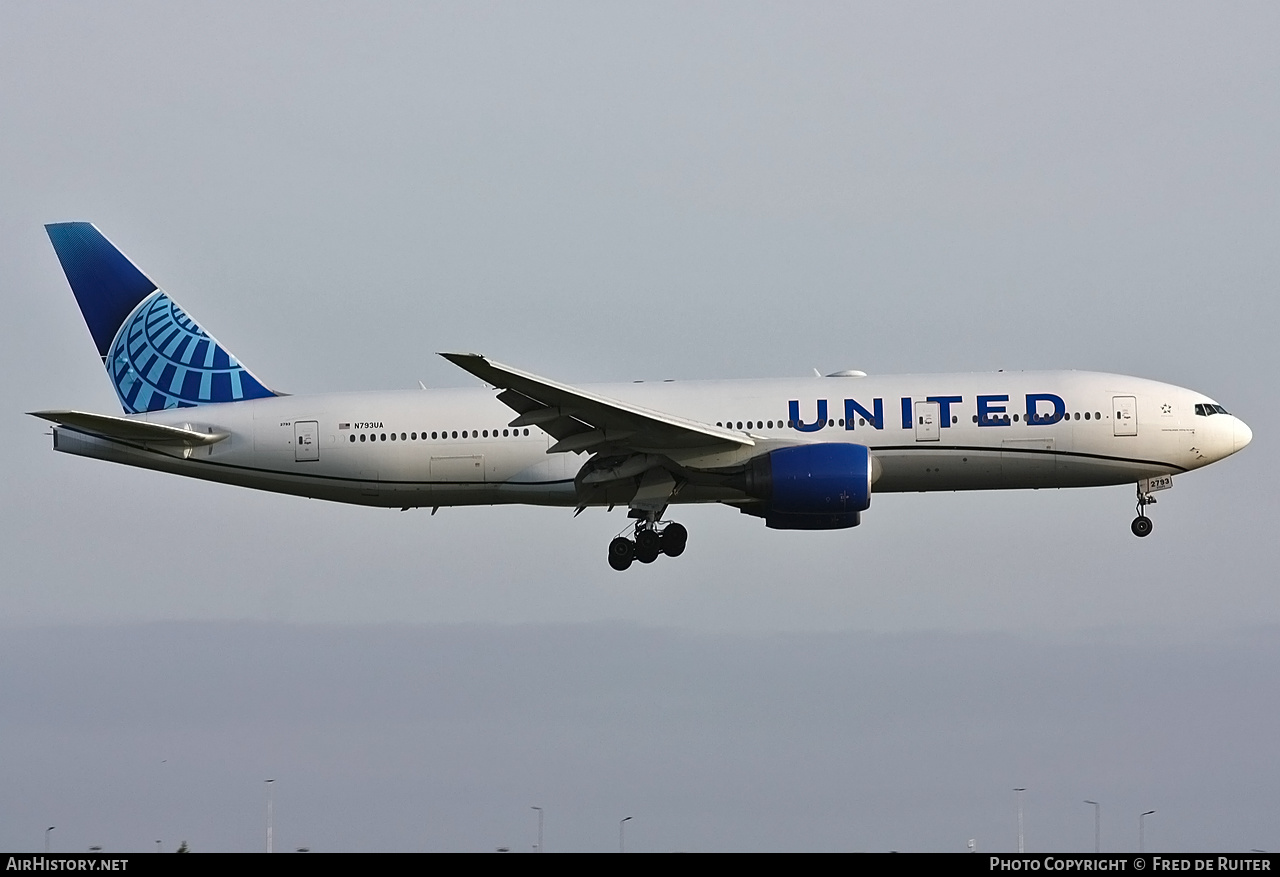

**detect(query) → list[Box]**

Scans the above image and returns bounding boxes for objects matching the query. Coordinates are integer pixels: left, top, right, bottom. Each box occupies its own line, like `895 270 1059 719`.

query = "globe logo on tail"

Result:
108 289 272 413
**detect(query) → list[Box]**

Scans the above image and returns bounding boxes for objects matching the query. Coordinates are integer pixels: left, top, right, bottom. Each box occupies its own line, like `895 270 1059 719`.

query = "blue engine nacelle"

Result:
742 443 873 530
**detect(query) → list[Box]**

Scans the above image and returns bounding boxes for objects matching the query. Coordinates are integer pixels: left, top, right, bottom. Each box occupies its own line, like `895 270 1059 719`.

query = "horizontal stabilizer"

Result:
28 410 228 447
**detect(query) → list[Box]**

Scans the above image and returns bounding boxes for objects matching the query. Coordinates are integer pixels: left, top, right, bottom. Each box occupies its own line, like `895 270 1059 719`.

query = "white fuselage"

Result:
49 369 1251 511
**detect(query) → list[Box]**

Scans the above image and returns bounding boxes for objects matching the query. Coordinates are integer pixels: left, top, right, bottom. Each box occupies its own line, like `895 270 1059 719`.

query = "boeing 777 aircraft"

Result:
33 223 1252 570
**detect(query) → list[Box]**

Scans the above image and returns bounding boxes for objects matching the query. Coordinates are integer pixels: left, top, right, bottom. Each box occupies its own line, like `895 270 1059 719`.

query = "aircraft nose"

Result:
1234 417 1253 453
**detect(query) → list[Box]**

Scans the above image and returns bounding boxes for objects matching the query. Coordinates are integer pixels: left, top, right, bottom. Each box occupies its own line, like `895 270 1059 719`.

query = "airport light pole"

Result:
45 827 54 854
531 806 543 853
1014 789 1026 853
619 816 632 853
265 779 275 853
1084 801 1100 853
1139 810 1155 853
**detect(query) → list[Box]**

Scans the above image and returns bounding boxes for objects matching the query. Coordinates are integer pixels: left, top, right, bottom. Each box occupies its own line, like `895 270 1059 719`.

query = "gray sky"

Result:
2 1 1277 852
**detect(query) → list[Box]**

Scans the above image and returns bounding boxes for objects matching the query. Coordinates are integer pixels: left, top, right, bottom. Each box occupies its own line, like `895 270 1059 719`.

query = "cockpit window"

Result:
1195 403 1230 416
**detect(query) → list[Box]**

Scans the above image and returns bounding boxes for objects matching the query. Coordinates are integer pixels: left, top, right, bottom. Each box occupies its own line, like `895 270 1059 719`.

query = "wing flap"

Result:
495 388 544 416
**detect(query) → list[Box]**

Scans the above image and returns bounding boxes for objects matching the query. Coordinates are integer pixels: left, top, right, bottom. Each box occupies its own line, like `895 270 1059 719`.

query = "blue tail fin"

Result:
46 223 276 413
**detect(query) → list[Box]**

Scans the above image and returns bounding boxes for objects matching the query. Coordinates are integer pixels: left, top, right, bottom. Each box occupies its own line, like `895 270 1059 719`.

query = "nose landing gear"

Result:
1132 483 1156 537
607 516 689 571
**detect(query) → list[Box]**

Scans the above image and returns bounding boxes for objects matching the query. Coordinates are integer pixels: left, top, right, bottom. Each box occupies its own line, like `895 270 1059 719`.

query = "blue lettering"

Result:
927 395 962 428
1025 393 1065 425
844 398 883 430
789 399 828 433
977 394 1009 427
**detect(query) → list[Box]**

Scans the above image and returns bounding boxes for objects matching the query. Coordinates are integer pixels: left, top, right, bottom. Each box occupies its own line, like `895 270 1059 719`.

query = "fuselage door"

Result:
430 455 486 482
1113 396 1137 437
915 400 940 442
294 420 320 461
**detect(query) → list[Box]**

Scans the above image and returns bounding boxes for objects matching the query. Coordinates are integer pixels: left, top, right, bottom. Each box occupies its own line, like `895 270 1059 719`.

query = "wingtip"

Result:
438 351 488 365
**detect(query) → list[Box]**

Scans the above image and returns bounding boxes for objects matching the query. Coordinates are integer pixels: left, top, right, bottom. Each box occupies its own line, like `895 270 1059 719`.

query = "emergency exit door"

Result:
1113 396 1137 436
294 420 319 461
915 401 940 441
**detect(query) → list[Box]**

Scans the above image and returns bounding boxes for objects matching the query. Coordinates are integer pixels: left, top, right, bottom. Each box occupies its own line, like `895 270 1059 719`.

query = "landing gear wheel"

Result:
635 540 660 564
636 529 661 554
1131 482 1158 538
634 528 661 564
661 523 688 557
608 537 635 571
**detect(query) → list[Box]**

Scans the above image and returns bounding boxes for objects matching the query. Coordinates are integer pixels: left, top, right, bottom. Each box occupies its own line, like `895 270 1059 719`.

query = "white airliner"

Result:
33 223 1252 570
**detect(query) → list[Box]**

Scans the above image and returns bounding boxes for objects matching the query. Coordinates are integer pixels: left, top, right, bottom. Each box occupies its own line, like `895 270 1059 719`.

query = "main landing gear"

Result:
1131 483 1156 538
608 514 688 571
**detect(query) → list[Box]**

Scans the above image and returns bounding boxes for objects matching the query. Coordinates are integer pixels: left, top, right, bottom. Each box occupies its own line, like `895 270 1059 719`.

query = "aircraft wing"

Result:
28 410 229 447
439 353 754 455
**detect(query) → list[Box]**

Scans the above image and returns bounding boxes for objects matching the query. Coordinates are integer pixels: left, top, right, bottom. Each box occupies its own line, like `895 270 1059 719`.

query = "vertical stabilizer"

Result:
45 223 276 413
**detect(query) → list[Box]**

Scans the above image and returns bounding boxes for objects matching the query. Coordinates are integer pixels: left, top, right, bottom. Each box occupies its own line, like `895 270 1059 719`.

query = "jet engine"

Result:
739 443 873 530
